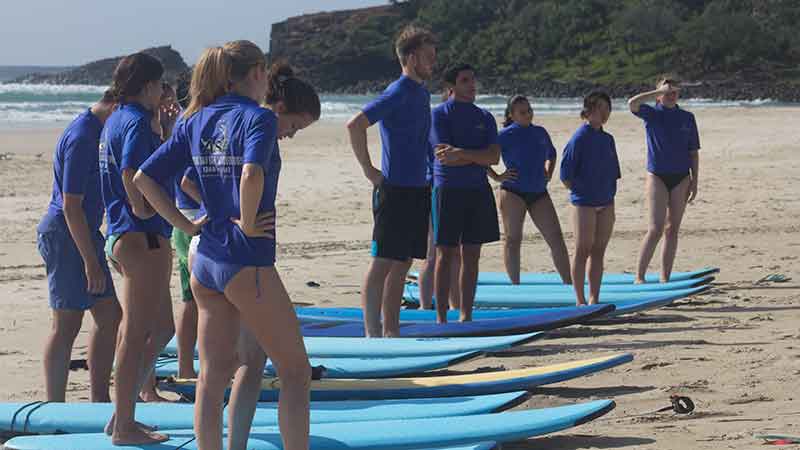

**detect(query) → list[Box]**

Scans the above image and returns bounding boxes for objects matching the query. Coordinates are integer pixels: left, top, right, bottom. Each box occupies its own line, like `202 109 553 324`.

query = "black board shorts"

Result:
371 183 431 261
432 184 500 246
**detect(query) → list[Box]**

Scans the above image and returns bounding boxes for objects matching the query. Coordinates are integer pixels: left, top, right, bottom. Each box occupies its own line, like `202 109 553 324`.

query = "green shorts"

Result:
171 228 193 302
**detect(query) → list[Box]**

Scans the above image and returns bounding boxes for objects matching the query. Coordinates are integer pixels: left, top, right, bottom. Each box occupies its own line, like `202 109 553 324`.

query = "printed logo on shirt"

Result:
193 120 242 178
98 132 116 172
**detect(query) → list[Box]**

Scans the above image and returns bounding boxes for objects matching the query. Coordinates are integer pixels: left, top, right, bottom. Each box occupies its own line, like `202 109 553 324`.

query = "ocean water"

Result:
0 83 791 130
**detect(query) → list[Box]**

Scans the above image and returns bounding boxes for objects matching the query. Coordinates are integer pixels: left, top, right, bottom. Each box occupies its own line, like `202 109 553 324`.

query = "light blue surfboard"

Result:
0 392 529 434
409 267 719 285
153 352 479 379
297 296 680 322
159 353 633 402
403 285 709 308
161 332 542 359
4 400 615 450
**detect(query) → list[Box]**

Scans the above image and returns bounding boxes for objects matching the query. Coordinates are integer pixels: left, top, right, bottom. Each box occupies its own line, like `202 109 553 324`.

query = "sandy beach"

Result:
0 107 798 449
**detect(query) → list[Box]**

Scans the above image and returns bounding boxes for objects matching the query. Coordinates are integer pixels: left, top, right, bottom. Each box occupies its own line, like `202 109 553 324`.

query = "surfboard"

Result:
0 392 529 434
402 285 710 308
297 296 679 323
153 352 480 379
298 304 614 338
4 400 615 450
159 353 633 401
408 267 720 285
161 332 543 359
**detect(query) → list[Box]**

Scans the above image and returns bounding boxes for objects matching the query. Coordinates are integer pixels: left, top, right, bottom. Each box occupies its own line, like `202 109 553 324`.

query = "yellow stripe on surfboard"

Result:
169 354 629 391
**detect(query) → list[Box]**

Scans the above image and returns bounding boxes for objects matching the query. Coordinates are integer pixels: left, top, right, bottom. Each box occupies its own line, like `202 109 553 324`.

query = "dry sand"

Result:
0 107 798 449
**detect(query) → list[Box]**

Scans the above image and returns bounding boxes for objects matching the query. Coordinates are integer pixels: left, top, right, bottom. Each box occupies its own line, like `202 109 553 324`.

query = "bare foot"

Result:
634 278 645 284
111 427 169 446
588 298 599 305
575 301 587 307
105 414 158 436
139 391 171 403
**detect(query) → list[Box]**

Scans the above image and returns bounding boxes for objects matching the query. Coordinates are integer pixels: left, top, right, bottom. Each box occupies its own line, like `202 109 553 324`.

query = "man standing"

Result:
347 25 437 337
430 64 500 323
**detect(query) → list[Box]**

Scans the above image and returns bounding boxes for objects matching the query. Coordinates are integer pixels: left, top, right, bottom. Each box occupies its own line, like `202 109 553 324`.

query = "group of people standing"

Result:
34 23 700 450
349 26 700 338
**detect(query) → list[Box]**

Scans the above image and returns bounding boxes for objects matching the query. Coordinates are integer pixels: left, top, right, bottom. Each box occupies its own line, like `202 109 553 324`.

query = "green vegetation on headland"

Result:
270 0 800 100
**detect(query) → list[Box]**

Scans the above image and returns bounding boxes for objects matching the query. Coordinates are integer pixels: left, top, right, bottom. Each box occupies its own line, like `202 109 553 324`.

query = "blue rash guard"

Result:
430 99 498 188
363 75 432 187
497 123 557 194
140 94 281 267
634 103 700 174
38 109 105 233
560 123 621 207
99 102 173 238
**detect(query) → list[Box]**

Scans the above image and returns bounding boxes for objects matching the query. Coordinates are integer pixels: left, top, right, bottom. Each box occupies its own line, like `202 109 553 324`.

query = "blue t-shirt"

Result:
634 103 700 174
363 76 431 187
140 94 281 267
38 109 105 233
560 123 621 207
99 102 172 238
497 123 557 194
430 99 498 188
174 165 201 210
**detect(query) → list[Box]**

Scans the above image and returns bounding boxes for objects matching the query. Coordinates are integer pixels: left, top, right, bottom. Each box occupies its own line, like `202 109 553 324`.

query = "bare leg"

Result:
225 267 311 450
571 206 597 305
661 178 691 282
176 300 198 378
44 309 83 402
636 174 668 283
110 233 170 445
434 246 457 323
87 298 121 402
588 204 615 304
138 266 176 402
449 246 462 310
529 194 571 284
417 222 436 309
193 279 241 450
382 259 413 337
459 244 481 322
227 314 268 450
498 190 526 285
361 257 392 337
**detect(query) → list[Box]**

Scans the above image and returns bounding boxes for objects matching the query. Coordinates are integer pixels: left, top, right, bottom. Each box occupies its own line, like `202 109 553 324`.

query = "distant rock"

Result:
10 46 190 86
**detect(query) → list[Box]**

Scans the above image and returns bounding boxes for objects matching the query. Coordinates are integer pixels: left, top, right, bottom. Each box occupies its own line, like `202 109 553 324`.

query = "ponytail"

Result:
184 47 230 117
184 40 267 118
265 61 321 120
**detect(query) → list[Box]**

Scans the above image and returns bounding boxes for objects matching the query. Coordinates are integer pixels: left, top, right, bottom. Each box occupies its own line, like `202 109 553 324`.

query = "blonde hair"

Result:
395 25 437 66
656 73 680 89
183 40 265 117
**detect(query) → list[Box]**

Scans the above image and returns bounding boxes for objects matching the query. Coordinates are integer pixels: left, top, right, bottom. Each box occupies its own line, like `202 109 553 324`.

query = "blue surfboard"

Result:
1 392 529 435
162 332 543 359
296 296 680 323
298 304 614 338
403 285 709 308
4 400 615 450
153 352 479 379
159 353 633 402
409 267 719 285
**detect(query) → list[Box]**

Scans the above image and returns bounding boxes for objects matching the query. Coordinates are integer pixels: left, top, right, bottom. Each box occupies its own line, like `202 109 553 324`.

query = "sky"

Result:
2 0 386 66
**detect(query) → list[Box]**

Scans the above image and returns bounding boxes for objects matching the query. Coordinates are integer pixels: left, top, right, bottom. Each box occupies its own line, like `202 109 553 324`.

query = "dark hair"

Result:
107 52 164 102
580 91 612 120
656 73 680 89
265 61 321 120
395 25 437 65
442 63 475 86
503 95 530 127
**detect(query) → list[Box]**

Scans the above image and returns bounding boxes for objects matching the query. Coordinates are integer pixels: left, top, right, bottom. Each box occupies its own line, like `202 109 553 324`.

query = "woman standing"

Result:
135 41 320 450
628 77 700 283
37 92 121 403
490 95 571 284
99 52 176 445
560 91 621 305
